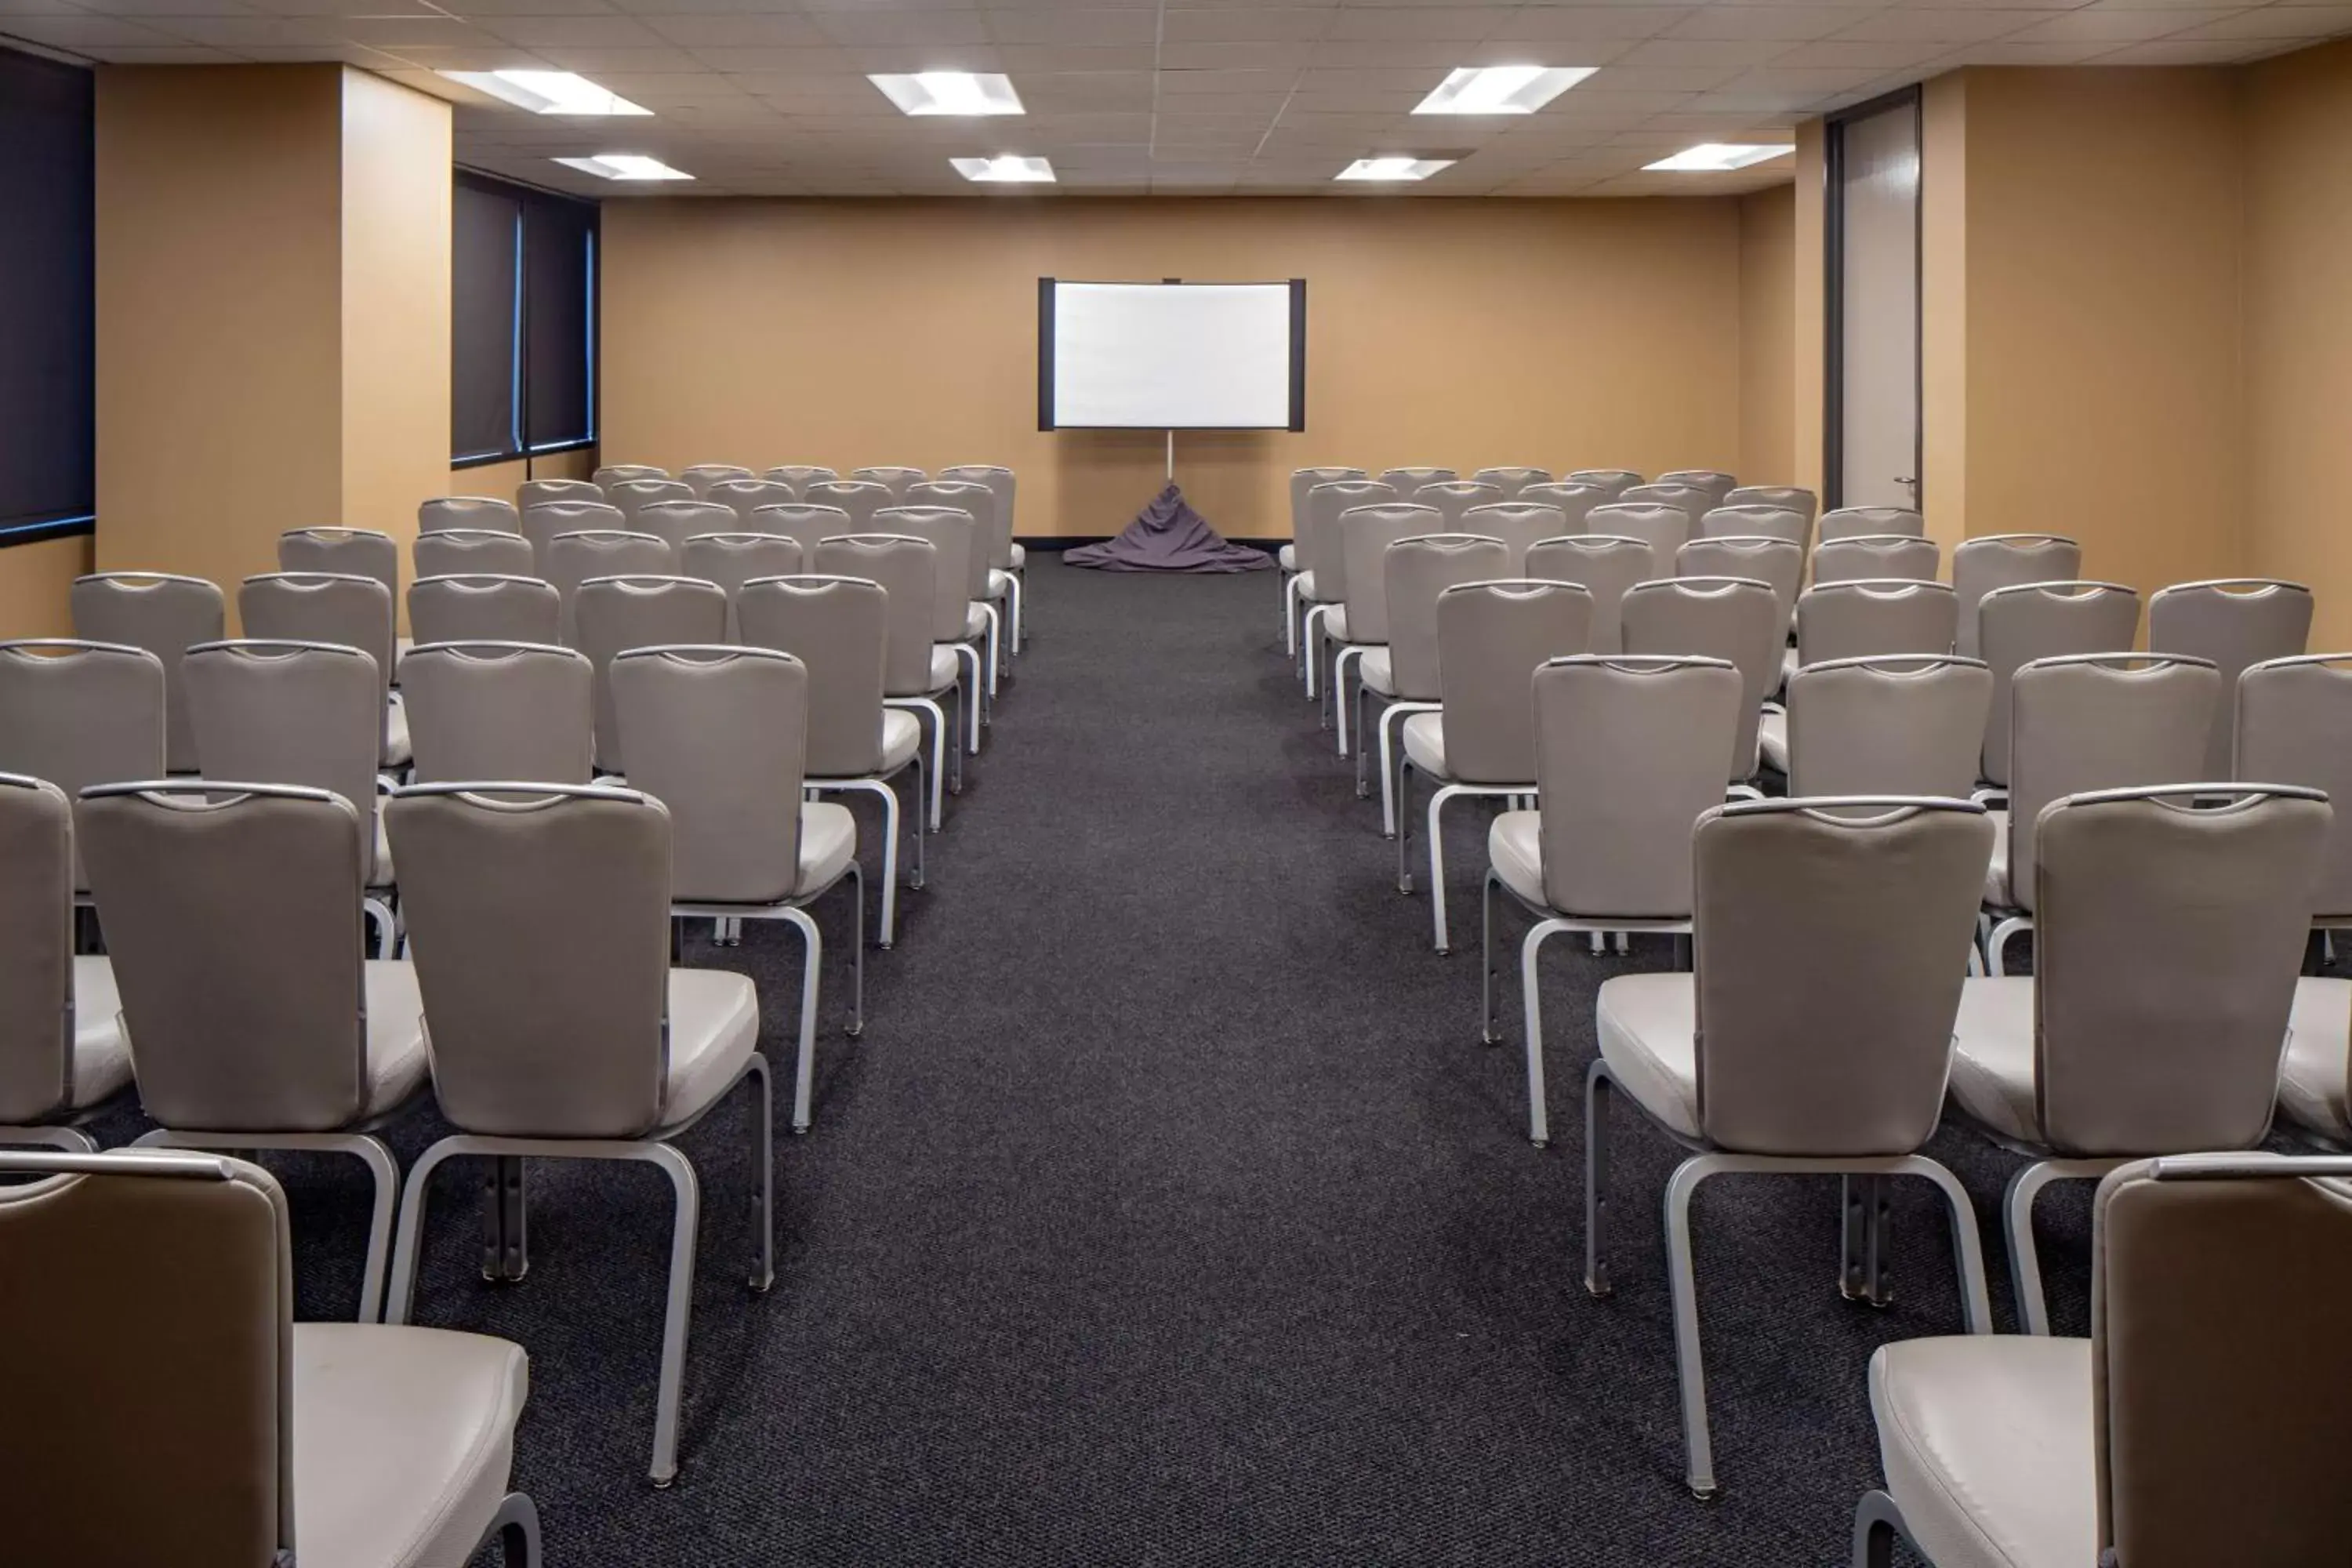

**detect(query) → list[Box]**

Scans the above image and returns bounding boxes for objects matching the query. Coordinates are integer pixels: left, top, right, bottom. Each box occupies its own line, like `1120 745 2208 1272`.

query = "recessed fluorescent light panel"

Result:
951 155 1054 183
553 154 694 182
1644 143 1795 172
442 70 650 117
1414 65 1596 115
1334 157 1456 183
869 72 1024 117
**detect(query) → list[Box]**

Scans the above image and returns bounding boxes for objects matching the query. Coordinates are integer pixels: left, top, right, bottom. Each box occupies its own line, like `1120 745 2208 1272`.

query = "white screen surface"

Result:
1050 282 1296 429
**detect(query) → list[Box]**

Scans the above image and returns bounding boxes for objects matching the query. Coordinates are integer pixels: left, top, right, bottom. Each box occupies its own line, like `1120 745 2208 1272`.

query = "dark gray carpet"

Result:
96 554 2312 1564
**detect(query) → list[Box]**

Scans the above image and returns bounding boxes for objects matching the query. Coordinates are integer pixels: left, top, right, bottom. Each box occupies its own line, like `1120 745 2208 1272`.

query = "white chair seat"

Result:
1401 713 1448 779
372 810 394 888
69 956 132 1109
1780 645 1797 690
964 603 989 640
1595 972 1701 1138
383 697 411 770
1359 648 1396 697
1295 571 1321 602
1758 708 1789 775
1869 1335 2096 1568
292 1321 527 1568
1277 543 1296 572
927 646 959 690
1008 543 1025 569
1983 808 2013 906
797 800 856 895
2279 976 2352 1140
1487 810 1545 908
879 708 922 771
656 969 760 1130
1325 605 1351 643
361 961 431 1119
985 569 1013 601
1947 976 2038 1143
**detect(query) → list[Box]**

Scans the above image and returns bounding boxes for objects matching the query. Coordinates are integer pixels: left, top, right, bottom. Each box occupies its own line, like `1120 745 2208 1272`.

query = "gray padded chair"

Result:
1766 655 1991 797
521 498 626 568
1566 468 1641 496
399 642 593 786
1953 533 2082 659
418 496 519 535
0 638 166 891
574 576 728 775
1414 481 1507 530
876 504 990 750
414 527 535 581
1330 503 1446 764
1675 535 1802 650
1400 579 1593 953
545 530 675 646
1626 577 1784 785
1458 501 1566 572
78 781 430 1321
1584 502 1690 579
936 465 1025 646
740 575 924 948
1523 534 1650 656
816 535 958 831
1855 1153 2352 1568
610 646 863 1129
1481 655 1742 1147
1818 506 1925 545
1977 581 2142 789
1655 469 1737 510
278 528 397 616
517 477 601 510
1795 580 1959 668
681 533 804 639
1812 535 1939 587
1294 478 1399 677
593 463 668 490
750 502 855 561
1471 466 1550 498
1289 466 1368 547
1982 653 2221 975
71 572 224 774
1697 504 1810 551
606 477 694 527
1584 795 1997 1497
380 782 773 1487
0 1148 539 1568
182 641 400 956
1363 534 1508 837
238 572 406 769
1621 481 1713 522
804 478 895 535
635 498 737 557
909 479 1013 667
680 463 754 496
1724 485 1817 520
2148 578 2314 780
0 775 130 1151
1378 466 1457 493
705 477 797 527
763 463 837 495
1951 786 2327 1333
851 464 925 498
408 575 561 648
1515 481 1607 533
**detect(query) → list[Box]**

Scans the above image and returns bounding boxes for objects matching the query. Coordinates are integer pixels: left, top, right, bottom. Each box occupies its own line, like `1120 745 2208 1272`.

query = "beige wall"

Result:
0 535 94 639
1737 184 1796 485
451 445 597 502
601 197 1751 539
1791 120 1827 501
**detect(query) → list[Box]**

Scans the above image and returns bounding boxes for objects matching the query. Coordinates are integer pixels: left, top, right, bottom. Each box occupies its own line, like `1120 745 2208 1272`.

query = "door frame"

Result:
1822 84 1924 514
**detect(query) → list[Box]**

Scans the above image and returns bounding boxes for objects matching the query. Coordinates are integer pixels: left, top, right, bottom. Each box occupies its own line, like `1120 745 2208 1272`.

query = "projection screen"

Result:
1038 279 1306 432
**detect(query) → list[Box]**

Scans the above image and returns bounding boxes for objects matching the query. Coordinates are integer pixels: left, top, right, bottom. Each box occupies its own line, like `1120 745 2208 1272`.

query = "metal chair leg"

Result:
1584 1059 1613 1295
644 1142 700 1488
782 905 823 1133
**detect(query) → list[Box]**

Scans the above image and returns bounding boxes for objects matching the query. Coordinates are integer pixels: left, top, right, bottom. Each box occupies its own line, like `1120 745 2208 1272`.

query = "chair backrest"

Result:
1817 505 1926 544
573 575 728 771
1978 580 2143 786
1435 579 1594 783
680 533 804 637
2238 655 2352 920
1334 503 1445 644
236 573 395 736
399 641 593 786
1785 655 1992 799
851 465 926 498
750 503 855 559
738 574 891 778
2032 786 2327 1155
762 463 837 495
804 479 895 533
1565 468 1641 495
544 530 676 644
1812 535 1940 586
1583 503 1690 578
908 481 1002 586
0 640 167 890
2148 579 2315 780
815 535 938 697
385 784 671 1138
517 477 601 510
1953 533 2082 657
1381 535 1509 702
680 462 753 496
593 463 668 490
78 782 372 1129
935 465 1018 567
1693 797 1994 1156
705 477 797 525
521 499 626 568
1523 535 1651 655
1530 655 1740 918
606 477 694 527
1515 481 1607 533
1795 579 1958 667
277 528 396 612
408 574 561 648
2005 654 2221 913
1620 481 1711 521
418 495 519 535
1300 479 1399 588
1471 465 1550 497
413 527 534 580
2092 1156 2352 1566
0 1149 296 1564
182 640 385 883
1655 469 1737 509
634 499 737 556
1413 481 1507 529
1724 484 1817 520
1621 576 1782 782
71 572 225 773
1290 466 1368 534
612 646 813 905
1697 504 1811 552
1377 466 1457 493
1458 503 1566 572
0 775 75 1123
876 505 980 635
1675 535 1802 644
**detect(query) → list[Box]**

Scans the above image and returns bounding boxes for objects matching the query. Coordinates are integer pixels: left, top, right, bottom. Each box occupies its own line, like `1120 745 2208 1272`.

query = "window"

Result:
0 45 96 544
452 171 597 466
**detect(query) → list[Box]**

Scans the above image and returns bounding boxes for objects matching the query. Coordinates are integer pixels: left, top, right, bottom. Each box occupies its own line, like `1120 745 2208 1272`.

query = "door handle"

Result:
1893 476 1918 486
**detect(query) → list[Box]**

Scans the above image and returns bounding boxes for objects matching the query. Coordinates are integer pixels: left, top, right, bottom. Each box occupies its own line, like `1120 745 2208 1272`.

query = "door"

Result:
1828 92 1922 512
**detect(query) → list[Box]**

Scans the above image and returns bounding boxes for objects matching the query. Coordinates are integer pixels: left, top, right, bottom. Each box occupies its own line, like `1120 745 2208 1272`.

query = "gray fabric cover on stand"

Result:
1065 483 1272 574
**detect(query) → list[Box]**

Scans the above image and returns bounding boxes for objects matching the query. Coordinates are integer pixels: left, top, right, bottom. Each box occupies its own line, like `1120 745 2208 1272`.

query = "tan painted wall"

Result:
600 198 1748 539
1737 184 1795 485
2243 39 2352 648
0 535 94 639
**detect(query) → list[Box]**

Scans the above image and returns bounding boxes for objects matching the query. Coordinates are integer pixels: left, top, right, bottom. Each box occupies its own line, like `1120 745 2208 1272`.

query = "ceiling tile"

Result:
2094 31 2285 53
984 7 1160 43
1501 5 1700 38
1613 34 1803 63
1161 8 1334 42
812 9 992 45
1667 5 1864 40
1766 37 1956 62
1831 6 2051 39
2008 4 2238 39
5 11 212 42
2168 2 2352 36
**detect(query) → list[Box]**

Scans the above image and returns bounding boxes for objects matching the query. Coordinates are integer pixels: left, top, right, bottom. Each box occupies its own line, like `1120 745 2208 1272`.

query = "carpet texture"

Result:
84 554 2336 1565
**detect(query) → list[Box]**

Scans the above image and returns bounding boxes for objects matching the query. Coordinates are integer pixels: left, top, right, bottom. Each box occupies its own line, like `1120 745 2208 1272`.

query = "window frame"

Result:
450 168 600 471
0 44 96 549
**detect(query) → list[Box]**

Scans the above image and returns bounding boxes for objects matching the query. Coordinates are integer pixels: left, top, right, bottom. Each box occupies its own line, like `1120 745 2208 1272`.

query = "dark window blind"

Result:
0 45 95 542
452 172 597 464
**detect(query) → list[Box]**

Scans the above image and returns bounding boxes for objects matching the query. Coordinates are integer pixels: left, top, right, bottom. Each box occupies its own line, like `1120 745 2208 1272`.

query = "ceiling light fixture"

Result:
1334 157 1455 183
1414 64 1596 115
1644 143 1795 172
553 154 695 182
951 154 1054 183
869 71 1024 116
441 70 650 116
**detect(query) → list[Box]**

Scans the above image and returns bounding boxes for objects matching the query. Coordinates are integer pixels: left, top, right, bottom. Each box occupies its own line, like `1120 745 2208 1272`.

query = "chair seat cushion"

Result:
383 697 412 770
1758 708 1789 775
1324 605 1351 643
1401 713 1448 780
1488 810 1546 909
1869 1335 2095 1568
1780 644 1797 692
1947 977 2038 1144
292 1322 528 1568
797 800 856 895
1008 543 1025 569
964 603 989 640
880 708 922 771
1596 973 1701 1138
658 969 760 1130
1278 543 1296 572
1295 571 1320 602
372 808 394 889
2279 976 2352 1140
985 569 1013 601
927 645 959 691
1983 808 2013 906
70 956 132 1110
362 961 432 1120
1360 648 1396 697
